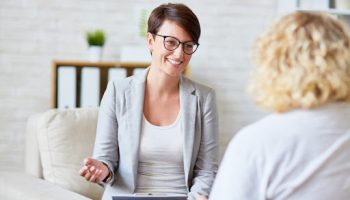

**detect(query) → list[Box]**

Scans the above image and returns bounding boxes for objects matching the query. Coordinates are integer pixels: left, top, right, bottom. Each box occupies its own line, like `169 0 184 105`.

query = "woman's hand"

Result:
196 195 208 200
79 158 110 183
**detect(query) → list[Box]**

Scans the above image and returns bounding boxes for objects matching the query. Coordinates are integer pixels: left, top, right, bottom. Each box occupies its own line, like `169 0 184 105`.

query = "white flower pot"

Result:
335 0 350 9
88 46 103 61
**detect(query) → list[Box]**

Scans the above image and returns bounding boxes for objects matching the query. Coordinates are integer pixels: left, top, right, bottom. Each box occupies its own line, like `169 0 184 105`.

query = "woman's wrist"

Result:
101 162 112 183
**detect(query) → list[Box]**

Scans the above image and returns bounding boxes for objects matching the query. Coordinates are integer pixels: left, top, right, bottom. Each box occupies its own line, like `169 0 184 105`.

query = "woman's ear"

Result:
147 32 154 53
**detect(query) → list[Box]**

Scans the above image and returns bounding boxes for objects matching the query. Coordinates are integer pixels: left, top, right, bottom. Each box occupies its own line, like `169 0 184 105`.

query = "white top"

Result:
210 102 350 200
135 112 187 195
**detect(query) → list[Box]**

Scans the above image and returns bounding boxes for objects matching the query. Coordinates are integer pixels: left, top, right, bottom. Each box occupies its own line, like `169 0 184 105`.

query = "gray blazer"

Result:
93 68 219 200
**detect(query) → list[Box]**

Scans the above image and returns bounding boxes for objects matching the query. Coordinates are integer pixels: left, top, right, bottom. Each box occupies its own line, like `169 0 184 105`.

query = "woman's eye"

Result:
185 44 194 49
165 40 177 46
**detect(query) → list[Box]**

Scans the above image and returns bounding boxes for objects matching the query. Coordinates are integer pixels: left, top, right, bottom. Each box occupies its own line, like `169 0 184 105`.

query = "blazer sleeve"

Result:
93 81 119 185
188 89 219 199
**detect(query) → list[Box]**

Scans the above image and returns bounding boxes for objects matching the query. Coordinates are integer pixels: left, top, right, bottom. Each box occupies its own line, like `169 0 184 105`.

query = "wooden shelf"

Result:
53 60 151 68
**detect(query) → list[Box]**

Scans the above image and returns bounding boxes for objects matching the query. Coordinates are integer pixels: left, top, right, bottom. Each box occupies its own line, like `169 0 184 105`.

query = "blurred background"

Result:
2 0 347 172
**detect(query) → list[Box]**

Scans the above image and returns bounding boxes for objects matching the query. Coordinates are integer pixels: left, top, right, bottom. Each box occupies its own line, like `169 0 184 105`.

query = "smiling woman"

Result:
79 3 219 200
147 20 193 78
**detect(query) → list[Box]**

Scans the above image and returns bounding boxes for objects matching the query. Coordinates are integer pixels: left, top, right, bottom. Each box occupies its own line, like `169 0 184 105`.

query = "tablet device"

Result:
112 195 187 200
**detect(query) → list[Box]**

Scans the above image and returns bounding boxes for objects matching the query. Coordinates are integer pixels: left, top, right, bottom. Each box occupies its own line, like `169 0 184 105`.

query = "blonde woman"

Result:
210 12 350 200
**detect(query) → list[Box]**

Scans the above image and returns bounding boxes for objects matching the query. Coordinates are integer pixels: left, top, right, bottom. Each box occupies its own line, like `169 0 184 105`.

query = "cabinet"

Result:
52 60 150 108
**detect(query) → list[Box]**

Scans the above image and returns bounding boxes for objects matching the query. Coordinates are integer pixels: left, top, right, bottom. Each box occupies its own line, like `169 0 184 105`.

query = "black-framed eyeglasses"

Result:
152 33 199 55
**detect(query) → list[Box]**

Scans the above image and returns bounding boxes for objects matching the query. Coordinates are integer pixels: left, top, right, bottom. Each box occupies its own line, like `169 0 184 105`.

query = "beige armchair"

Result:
0 108 104 200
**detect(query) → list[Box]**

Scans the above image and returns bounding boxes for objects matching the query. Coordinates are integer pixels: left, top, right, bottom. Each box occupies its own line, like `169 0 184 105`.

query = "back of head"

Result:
250 12 350 112
147 3 201 43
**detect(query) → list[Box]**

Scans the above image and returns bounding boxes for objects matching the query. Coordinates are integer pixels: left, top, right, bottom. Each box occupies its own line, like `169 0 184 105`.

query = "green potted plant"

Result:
86 30 106 61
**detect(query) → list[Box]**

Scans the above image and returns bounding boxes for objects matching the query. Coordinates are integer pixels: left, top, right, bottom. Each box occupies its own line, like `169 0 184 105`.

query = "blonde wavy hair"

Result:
249 11 350 112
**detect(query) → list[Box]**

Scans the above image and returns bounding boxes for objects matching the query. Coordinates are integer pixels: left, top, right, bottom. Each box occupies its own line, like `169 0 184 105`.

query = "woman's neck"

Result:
146 67 180 96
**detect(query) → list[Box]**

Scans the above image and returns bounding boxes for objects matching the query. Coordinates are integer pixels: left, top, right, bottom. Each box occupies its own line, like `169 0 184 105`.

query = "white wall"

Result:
0 0 276 171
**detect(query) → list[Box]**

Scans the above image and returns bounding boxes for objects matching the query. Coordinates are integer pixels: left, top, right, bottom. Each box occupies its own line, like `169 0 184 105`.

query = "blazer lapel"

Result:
180 76 197 188
125 68 148 191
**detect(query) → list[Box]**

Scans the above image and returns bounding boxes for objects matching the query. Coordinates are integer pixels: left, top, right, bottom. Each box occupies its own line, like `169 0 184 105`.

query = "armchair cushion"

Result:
0 171 91 200
36 108 103 200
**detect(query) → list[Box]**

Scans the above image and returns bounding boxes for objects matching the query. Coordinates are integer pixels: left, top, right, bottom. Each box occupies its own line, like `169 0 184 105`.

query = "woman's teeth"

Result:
168 59 182 65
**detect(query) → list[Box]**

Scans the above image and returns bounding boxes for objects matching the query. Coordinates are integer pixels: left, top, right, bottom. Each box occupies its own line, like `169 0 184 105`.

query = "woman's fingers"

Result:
84 158 102 167
84 170 92 181
80 157 107 183
89 169 103 183
89 165 96 173
85 166 104 183
79 165 89 176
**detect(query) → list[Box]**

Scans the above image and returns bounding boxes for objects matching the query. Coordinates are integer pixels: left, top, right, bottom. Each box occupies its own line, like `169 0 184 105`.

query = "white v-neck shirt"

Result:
135 112 187 195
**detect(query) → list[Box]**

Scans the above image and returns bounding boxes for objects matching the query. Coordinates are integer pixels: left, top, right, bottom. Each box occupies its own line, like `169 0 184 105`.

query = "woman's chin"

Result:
164 69 182 77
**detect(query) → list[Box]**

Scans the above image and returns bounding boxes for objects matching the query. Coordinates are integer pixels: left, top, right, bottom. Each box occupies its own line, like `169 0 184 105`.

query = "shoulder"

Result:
106 72 146 95
231 111 312 157
231 114 287 149
181 76 216 98
107 77 132 92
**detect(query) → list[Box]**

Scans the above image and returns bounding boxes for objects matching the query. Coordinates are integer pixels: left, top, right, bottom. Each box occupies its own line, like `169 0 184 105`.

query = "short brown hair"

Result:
147 3 201 43
249 12 350 112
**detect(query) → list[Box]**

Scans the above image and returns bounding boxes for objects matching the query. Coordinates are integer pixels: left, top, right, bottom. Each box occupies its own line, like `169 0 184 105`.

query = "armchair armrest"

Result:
0 171 91 200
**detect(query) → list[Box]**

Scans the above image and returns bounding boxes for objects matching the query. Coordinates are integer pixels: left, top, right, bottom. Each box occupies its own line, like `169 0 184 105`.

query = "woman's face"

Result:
148 20 193 77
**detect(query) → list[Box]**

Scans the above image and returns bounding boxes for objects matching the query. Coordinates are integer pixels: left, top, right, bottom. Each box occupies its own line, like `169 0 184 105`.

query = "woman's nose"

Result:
173 44 184 57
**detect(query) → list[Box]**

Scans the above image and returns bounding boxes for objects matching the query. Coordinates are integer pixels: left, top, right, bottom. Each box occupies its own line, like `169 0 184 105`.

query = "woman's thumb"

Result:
84 158 94 165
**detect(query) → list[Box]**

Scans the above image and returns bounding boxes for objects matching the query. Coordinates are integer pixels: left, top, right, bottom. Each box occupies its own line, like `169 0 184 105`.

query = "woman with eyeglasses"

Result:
79 3 218 200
